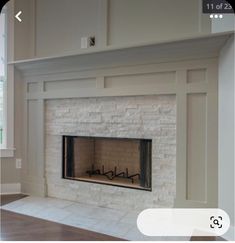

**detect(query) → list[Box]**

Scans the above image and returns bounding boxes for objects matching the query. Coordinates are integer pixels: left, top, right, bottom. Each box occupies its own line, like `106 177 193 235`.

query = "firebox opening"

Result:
62 136 152 191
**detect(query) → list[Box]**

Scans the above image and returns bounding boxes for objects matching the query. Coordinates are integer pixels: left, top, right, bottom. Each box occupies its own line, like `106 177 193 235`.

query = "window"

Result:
0 8 6 146
0 2 14 157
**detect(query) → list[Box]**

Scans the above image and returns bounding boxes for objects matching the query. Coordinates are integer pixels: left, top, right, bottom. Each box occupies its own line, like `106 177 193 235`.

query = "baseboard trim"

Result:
0 183 21 195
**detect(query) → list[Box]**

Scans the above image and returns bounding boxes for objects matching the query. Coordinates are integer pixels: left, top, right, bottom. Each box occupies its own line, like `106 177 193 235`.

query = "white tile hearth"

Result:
0 196 189 240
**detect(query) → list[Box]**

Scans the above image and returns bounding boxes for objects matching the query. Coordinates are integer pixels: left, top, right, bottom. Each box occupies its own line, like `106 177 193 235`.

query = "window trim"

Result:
0 1 15 158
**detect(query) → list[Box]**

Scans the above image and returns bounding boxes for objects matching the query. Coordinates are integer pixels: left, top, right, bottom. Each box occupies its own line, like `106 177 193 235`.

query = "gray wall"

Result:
218 36 235 240
1 70 24 185
35 0 101 57
14 0 35 60
108 0 210 46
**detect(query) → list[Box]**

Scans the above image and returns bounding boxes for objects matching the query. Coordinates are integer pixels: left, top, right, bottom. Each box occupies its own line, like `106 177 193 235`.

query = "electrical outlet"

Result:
81 36 96 49
16 158 22 169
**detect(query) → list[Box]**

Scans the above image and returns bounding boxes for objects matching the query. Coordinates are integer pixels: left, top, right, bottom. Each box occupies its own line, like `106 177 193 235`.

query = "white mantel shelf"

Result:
10 32 233 76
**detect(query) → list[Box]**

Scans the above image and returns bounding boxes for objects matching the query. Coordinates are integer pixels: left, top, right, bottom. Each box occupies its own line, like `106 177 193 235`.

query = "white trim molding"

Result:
0 183 21 195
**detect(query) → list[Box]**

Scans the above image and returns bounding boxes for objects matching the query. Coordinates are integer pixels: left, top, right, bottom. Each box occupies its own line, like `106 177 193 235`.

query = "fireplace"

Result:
62 136 152 190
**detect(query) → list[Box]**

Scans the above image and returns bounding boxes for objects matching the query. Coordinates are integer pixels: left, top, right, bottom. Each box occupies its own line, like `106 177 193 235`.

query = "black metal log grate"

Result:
86 164 141 183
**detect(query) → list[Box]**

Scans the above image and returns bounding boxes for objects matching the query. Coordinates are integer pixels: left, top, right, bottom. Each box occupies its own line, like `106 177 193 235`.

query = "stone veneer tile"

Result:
45 95 176 209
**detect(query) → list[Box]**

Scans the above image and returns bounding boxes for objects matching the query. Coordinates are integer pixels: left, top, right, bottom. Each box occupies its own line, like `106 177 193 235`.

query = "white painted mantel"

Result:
12 33 231 76
12 32 232 208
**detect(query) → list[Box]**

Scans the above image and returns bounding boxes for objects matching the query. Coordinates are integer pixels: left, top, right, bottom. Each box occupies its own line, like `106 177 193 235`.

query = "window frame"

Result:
0 1 15 158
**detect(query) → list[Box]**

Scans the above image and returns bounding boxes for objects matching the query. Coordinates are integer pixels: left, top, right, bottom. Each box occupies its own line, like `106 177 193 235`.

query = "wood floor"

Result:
0 194 28 206
0 194 123 241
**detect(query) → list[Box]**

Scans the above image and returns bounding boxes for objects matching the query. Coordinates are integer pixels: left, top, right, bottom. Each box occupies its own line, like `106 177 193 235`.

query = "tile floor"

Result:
1 196 189 241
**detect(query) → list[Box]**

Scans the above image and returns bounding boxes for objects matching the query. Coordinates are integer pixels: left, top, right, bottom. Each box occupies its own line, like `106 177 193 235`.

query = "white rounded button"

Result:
137 208 230 237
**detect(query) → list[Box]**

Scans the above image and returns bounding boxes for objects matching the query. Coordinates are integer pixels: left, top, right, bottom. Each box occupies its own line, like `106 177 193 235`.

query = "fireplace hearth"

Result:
62 136 152 190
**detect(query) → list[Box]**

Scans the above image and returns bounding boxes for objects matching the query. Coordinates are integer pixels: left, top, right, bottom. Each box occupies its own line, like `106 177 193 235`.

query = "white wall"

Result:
218 35 235 241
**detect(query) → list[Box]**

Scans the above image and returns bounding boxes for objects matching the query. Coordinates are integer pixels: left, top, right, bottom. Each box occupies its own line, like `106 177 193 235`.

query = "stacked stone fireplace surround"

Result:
45 95 176 210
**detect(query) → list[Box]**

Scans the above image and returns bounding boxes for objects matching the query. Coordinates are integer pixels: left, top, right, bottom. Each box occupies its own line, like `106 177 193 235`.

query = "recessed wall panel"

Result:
28 100 38 176
105 72 175 88
45 79 96 91
186 94 207 202
187 69 206 83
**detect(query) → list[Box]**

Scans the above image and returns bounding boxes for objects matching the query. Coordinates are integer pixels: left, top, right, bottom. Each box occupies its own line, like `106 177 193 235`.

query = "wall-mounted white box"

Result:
81 37 88 49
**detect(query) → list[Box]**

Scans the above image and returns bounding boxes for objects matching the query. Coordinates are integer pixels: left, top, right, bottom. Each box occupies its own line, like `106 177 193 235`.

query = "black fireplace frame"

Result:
62 135 152 191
